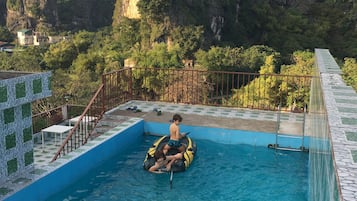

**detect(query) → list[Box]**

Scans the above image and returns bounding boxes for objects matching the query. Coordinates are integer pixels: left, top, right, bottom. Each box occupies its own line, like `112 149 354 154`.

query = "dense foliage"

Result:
342 58 357 91
1 0 357 113
0 26 13 41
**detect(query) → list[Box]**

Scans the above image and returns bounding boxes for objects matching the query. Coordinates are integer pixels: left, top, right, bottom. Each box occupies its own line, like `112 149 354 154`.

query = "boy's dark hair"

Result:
154 150 166 161
173 114 182 122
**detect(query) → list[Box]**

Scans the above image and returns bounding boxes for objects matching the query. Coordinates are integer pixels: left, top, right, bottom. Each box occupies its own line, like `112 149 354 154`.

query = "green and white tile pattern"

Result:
0 72 51 185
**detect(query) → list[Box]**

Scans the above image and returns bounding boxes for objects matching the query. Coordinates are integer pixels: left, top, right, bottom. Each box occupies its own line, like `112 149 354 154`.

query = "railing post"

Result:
275 104 281 148
301 104 307 151
102 74 106 112
129 68 133 100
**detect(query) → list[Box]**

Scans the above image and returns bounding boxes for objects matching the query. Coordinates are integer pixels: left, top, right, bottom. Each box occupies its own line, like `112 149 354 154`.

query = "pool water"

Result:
48 135 308 201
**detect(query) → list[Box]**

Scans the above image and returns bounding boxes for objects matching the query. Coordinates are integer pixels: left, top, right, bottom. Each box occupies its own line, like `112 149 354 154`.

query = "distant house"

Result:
17 29 33 46
17 29 67 46
33 32 48 46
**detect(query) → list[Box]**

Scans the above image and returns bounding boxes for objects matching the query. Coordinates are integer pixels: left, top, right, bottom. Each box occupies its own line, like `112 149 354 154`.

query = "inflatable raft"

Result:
143 135 196 172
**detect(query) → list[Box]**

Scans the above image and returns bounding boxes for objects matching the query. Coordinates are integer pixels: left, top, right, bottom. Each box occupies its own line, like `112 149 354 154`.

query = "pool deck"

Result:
108 101 305 135
0 100 305 200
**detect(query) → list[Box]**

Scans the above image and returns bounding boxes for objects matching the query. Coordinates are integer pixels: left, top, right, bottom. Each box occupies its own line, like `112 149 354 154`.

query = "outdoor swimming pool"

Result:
47 135 308 201
5 120 310 201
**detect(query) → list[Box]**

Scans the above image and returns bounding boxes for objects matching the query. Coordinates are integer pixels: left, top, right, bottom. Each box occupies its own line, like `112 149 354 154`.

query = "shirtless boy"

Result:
163 114 187 154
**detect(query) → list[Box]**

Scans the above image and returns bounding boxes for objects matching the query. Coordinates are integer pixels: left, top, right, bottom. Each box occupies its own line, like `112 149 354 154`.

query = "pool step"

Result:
268 135 308 152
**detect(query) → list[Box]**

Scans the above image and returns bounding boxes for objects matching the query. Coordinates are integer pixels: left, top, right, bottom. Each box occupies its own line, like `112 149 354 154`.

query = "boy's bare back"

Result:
170 123 180 140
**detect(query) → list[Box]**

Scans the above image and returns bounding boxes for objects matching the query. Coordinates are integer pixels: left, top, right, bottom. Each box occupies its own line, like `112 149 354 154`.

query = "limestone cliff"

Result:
2 0 115 33
0 0 327 38
5 0 58 32
122 0 140 19
114 0 315 42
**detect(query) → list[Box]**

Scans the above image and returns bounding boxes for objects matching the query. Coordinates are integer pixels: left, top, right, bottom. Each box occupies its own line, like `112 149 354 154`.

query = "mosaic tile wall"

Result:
0 72 51 184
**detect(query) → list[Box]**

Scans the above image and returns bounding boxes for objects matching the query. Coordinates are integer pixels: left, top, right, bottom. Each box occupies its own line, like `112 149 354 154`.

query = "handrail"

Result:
51 84 105 162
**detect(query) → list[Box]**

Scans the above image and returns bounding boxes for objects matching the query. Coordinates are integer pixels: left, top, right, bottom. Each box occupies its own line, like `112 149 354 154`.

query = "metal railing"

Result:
51 85 106 162
104 67 312 111
32 105 85 134
32 106 63 134
49 67 312 161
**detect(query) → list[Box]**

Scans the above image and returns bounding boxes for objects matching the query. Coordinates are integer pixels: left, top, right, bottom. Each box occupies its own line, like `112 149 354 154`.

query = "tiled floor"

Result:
33 136 62 167
114 100 305 135
116 100 304 123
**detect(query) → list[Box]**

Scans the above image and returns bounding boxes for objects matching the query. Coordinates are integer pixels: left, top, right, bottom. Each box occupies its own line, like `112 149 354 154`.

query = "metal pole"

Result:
301 104 306 151
275 104 281 149
170 170 173 190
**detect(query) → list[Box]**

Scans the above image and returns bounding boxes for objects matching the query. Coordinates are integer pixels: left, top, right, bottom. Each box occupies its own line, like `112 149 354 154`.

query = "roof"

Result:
17 29 32 35
0 71 34 80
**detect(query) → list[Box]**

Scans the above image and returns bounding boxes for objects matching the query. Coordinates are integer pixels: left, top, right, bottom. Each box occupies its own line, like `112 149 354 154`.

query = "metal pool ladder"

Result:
268 104 308 152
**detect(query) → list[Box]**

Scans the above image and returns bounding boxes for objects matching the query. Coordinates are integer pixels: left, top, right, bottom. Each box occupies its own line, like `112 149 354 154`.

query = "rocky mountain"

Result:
2 0 357 59
1 0 316 33
1 0 115 33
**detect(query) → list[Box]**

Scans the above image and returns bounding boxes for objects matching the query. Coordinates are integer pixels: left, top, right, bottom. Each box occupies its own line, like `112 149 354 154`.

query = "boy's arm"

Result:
149 163 158 172
166 157 176 171
177 126 187 138
149 163 165 174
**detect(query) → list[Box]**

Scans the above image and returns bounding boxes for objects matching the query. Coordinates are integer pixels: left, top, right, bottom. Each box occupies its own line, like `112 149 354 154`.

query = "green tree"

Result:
170 25 204 59
279 50 314 110
137 0 171 23
0 46 44 71
241 45 280 72
71 52 105 81
72 31 96 53
195 46 243 71
228 50 313 110
112 18 140 51
133 42 182 68
43 40 77 70
0 52 11 69
228 55 279 108
95 35 126 72
0 26 14 41
342 58 357 91
280 51 314 76
66 69 100 104
131 43 183 99
42 69 69 107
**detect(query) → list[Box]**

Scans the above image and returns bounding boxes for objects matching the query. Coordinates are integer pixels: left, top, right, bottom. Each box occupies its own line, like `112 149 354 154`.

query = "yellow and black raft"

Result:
143 135 196 172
